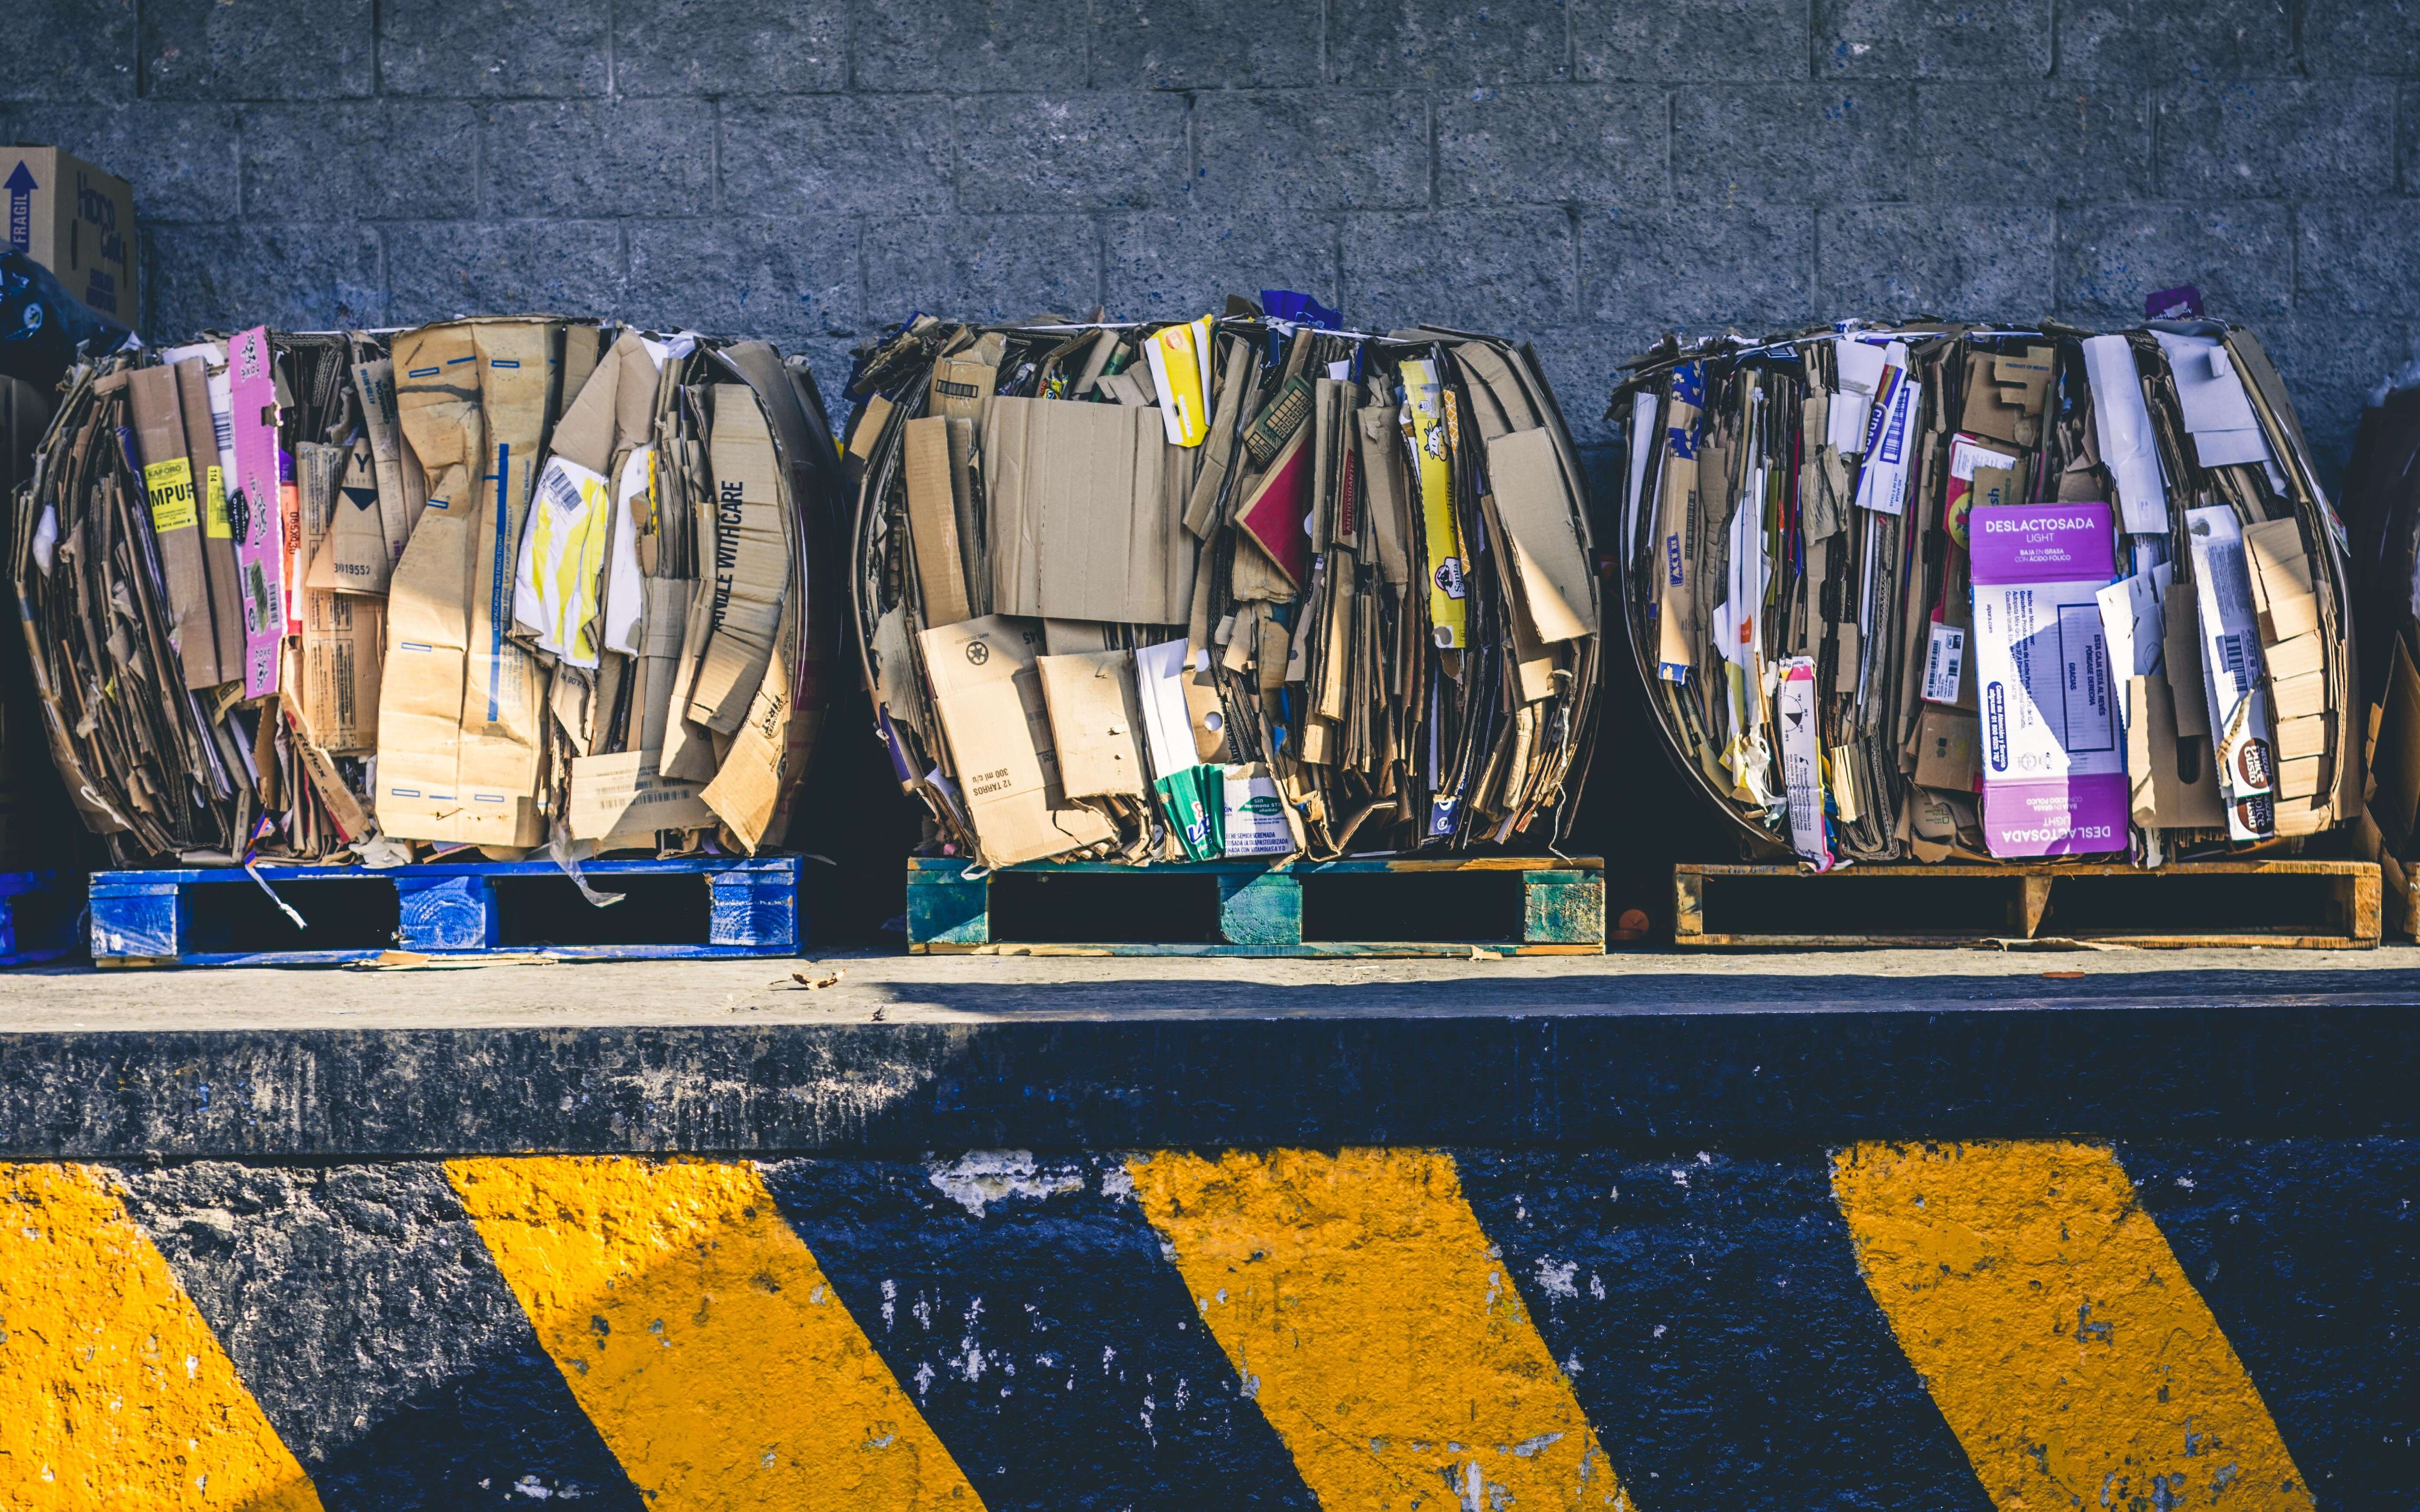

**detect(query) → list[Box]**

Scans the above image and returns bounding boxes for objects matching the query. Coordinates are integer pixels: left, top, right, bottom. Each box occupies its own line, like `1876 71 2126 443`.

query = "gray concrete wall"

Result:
7 0 2416 475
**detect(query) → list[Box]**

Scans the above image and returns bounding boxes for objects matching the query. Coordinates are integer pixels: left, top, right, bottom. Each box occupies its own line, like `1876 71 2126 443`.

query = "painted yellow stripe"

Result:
447 1155 982 1511
0 1162 320 1510
1129 1148 1630 1512
1833 1141 2309 1511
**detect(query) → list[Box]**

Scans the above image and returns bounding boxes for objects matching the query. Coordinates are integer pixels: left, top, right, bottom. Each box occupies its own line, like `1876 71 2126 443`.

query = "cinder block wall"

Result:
7 0 2415 478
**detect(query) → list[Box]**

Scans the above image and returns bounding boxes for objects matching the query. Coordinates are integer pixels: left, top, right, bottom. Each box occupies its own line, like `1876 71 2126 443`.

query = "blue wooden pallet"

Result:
89 856 803 967
0 869 82 967
907 854 1604 956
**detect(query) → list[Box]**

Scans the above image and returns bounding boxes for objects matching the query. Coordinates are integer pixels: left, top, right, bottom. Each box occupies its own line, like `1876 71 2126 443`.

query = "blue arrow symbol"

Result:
5 160 35 254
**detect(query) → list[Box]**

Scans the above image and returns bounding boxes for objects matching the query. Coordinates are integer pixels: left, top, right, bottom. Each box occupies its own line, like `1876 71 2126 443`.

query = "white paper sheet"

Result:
2084 334 2171 536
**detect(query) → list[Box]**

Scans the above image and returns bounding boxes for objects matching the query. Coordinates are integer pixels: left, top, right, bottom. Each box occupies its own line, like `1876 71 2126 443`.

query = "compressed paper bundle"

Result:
845 301 1602 868
1613 320 2354 867
10 320 842 868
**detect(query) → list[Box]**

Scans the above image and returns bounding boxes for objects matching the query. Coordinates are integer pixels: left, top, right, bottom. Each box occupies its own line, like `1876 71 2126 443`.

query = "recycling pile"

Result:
1614 320 2355 867
846 302 1602 867
10 320 842 868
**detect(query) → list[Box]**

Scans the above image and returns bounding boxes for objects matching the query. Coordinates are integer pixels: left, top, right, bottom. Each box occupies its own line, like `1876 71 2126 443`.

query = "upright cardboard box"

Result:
2 146 137 329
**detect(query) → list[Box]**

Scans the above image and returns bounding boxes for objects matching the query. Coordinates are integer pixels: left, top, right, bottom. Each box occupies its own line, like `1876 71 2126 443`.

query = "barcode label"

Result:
2217 631 2249 684
1922 623 1966 704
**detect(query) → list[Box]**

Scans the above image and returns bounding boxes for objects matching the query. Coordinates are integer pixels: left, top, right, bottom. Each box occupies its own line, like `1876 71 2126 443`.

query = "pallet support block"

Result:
1217 871 1303 947
906 856 1605 956
395 874 500 952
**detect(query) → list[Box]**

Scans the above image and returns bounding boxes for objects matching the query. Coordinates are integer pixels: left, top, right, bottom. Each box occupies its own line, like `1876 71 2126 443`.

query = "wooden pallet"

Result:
89 856 803 967
0 870 82 967
1674 859 2381 949
907 854 1603 956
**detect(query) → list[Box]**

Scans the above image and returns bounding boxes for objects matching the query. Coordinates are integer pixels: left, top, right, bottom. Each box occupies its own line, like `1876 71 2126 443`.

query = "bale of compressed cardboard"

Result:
1612 319 2354 868
10 321 844 870
843 306 1603 869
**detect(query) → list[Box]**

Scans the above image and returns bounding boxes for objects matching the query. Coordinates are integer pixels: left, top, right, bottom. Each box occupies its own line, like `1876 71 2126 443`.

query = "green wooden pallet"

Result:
907 855 1604 956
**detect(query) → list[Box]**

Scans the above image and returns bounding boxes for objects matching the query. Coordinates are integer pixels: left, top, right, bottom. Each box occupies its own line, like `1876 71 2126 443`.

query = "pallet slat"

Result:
1673 860 2381 949
89 857 803 967
907 856 1605 956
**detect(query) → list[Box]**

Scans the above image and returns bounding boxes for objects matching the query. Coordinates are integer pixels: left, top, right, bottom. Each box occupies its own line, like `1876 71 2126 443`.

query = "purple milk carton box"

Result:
1969 501 2127 857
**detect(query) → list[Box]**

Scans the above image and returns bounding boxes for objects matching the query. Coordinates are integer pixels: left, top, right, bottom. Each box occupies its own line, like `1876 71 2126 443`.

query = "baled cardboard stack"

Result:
10 320 843 869
1613 319 2355 868
846 303 1602 868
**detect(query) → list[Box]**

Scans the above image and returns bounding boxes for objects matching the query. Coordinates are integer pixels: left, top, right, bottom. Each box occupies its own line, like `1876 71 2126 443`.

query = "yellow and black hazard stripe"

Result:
3 1143 2399 1509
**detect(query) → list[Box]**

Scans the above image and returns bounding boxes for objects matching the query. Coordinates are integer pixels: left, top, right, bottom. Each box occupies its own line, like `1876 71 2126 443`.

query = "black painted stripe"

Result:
2119 1140 2420 1505
761 1153 1320 1512
119 1161 644 1510
1455 1149 1992 1512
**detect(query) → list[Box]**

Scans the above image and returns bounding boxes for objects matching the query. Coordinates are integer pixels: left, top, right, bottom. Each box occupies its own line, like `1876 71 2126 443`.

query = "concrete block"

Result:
2297 201 2420 320
2156 80 2395 200
5 102 237 223
1102 213 1340 317
4 0 137 102
2057 0 2293 80
1341 208 1576 334
385 220 625 327
1194 92 1429 212
614 0 846 96
147 223 383 340
2305 0 2420 75
722 98 956 218
1814 0 2051 77
379 0 609 98
1674 85 1920 205
1817 204 2054 319
1578 0 1808 81
482 101 712 219
856 0 1085 92
1092 0 1320 87
1436 87 1665 207
143 0 373 99
1918 84 2150 203
2055 202 2292 325
628 218 859 342
1328 0 1573 86
866 214 1103 325
240 103 470 220
954 94 1188 214
1580 206 1815 334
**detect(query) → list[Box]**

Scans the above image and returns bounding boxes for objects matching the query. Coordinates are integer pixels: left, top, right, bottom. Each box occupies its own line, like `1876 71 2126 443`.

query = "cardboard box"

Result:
1037 648 1148 799
903 416 971 626
686 384 790 733
567 750 715 848
983 396 1192 626
1915 705 1981 792
128 363 221 688
1 145 136 328
1970 501 2125 856
918 615 1114 867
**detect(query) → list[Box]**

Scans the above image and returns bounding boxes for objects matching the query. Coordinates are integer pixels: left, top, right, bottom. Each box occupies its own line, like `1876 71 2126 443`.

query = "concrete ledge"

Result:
5 955 2414 1506
4 991 2418 1158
